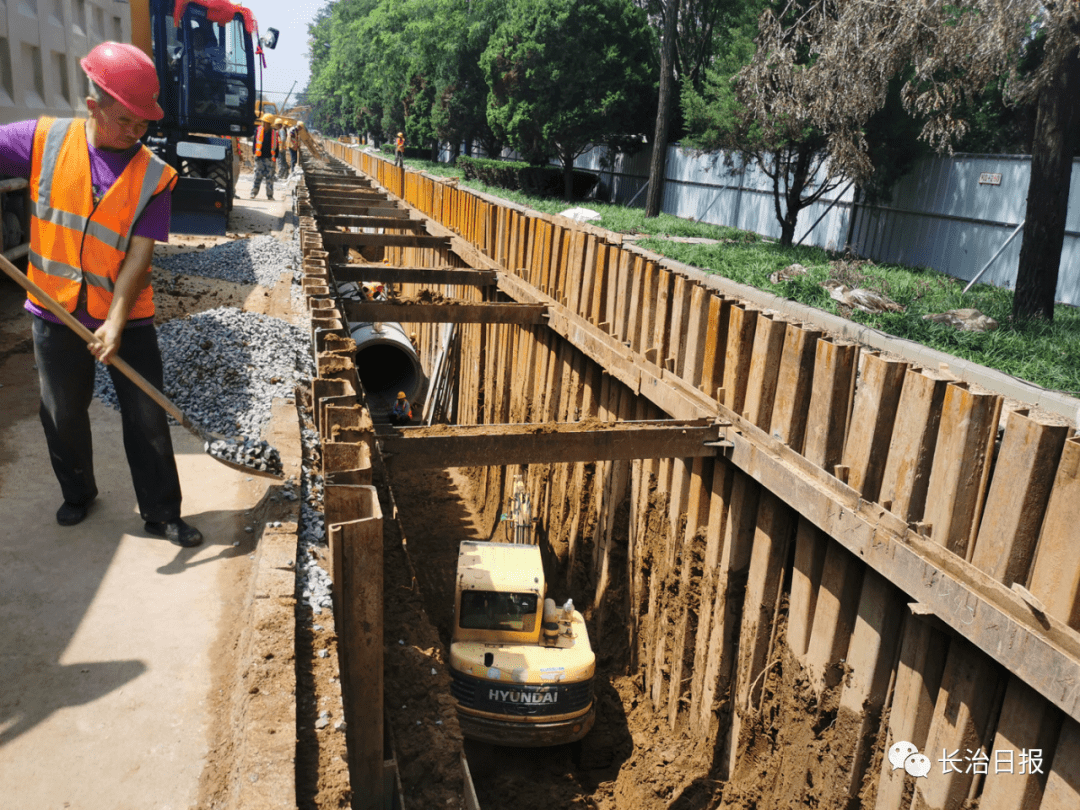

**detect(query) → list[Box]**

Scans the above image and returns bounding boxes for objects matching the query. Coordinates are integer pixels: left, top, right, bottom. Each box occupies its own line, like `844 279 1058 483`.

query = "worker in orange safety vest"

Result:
251 112 277 199
395 131 405 168
0 42 203 546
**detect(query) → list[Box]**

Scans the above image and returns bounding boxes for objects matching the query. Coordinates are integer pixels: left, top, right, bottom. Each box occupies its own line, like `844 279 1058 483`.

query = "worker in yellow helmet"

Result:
389 391 412 426
251 113 279 199
395 131 405 168
272 118 289 178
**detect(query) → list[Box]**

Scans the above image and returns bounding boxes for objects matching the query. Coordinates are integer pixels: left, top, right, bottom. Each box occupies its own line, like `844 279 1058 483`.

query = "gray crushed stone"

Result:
154 234 302 288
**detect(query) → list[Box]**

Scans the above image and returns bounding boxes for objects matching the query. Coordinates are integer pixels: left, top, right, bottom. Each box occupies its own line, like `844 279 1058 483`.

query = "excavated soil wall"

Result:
310 141 1080 810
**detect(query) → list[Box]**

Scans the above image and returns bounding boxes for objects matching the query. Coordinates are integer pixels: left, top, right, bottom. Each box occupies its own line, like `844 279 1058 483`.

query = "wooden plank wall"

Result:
322 143 1080 809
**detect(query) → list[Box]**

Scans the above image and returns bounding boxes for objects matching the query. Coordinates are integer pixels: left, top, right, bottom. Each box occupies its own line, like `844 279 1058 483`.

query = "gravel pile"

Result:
94 307 314 440
298 424 332 613
206 436 283 476
154 234 302 288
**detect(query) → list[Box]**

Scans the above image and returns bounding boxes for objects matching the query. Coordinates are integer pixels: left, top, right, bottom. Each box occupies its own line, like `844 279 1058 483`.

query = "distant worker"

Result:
389 392 412 426
273 118 289 179
289 124 299 172
395 131 405 168
250 112 277 199
0 42 202 546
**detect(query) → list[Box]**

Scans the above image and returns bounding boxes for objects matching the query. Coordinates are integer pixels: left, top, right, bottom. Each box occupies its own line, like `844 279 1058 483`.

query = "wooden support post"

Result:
680 285 711 388
802 539 864 690
328 495 384 810
912 640 1003 810
613 250 633 343
1042 718 1080 808
722 306 758 415
667 274 691 377
1028 437 1080 627
874 613 949 810
666 455 713 728
741 313 788 430
803 339 858 473
842 352 909 503
625 256 646 351
650 268 673 368
728 491 797 772
978 677 1062 809
969 410 1069 586
695 471 761 753
768 323 821 453
786 519 827 657
878 369 949 521
689 458 733 735
837 571 905 801
700 295 730 398
922 385 1002 558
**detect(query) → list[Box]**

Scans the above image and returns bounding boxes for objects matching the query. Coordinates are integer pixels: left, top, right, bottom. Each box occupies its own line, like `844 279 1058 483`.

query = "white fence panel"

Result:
570 143 1080 307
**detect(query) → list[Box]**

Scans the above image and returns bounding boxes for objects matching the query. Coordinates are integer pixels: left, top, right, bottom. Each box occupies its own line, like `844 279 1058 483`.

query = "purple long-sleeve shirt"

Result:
0 119 172 329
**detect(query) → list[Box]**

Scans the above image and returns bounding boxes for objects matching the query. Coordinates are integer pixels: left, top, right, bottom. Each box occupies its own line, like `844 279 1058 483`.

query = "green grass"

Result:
404 158 1080 396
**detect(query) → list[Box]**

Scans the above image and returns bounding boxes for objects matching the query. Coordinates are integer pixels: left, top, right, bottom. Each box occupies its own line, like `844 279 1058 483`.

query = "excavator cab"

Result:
149 0 257 136
138 0 272 232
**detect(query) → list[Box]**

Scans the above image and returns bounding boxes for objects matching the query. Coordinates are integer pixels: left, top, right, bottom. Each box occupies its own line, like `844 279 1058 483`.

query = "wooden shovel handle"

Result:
0 252 189 427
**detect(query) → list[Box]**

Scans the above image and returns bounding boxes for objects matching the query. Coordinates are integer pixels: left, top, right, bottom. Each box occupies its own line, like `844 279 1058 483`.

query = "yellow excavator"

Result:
449 479 596 746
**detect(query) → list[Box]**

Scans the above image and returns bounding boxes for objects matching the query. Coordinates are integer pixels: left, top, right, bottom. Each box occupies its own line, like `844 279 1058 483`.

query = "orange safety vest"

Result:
254 124 277 158
395 135 405 153
28 117 177 320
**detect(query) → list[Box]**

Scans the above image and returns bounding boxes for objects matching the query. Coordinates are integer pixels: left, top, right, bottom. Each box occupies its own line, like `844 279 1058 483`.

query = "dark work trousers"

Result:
32 315 183 523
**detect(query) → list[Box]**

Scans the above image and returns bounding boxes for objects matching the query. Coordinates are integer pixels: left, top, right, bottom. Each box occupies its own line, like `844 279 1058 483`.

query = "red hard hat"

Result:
80 42 164 121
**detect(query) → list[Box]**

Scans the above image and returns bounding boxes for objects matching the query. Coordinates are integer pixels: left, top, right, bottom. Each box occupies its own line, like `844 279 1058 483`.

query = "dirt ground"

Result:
0 177 356 809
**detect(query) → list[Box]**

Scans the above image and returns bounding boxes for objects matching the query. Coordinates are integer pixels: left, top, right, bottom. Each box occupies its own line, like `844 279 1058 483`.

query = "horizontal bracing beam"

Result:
305 171 373 184
323 232 451 250
322 212 413 224
321 216 426 231
379 420 720 466
333 265 498 286
341 300 548 324
715 405 1080 724
315 204 407 218
312 191 393 204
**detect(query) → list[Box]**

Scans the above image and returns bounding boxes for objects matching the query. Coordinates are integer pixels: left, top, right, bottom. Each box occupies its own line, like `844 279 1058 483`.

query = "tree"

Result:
481 0 656 200
645 0 679 217
413 0 508 160
682 0 844 246
738 0 1080 320
640 0 742 218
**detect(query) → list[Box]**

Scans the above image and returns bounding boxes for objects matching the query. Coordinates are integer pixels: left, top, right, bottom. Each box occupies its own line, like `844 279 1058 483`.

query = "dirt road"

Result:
0 179 304 810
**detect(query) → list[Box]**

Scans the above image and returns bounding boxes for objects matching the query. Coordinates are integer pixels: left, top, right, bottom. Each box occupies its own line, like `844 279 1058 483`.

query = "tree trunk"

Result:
645 0 679 218
564 154 574 201
777 144 812 247
1015 48 1080 321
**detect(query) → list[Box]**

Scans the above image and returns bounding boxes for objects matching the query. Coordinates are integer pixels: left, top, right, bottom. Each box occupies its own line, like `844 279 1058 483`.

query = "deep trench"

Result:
387 464 637 810
306 145 1080 810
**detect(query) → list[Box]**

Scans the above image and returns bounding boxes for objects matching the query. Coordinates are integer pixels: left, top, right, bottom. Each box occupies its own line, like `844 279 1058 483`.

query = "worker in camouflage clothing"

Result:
250 112 276 200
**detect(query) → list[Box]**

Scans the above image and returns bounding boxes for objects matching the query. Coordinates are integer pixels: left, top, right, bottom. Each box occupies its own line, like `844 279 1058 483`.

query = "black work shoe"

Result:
57 499 92 526
145 519 204 548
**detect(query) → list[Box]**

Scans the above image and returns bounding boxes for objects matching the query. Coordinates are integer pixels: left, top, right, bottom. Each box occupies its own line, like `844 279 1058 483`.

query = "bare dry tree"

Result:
739 0 1080 319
